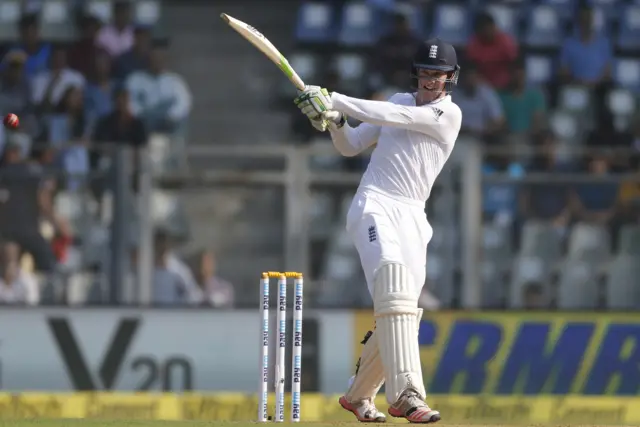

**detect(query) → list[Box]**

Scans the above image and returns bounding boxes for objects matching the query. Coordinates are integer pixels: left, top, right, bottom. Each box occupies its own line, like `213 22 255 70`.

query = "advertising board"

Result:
0 309 354 393
354 311 640 395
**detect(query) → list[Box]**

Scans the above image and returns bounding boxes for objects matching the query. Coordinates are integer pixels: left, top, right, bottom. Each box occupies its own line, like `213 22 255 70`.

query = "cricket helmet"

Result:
411 37 460 93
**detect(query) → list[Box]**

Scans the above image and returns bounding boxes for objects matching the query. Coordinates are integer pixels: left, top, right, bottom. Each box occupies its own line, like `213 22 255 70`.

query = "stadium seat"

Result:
277 53 318 98
509 256 548 305
335 53 366 92
485 3 520 39
288 53 318 82
567 222 611 262
606 255 640 309
617 224 640 255
607 88 636 117
338 2 379 46
519 221 562 264
295 1 336 43
548 110 580 141
558 85 592 114
432 4 470 46
557 260 600 309
538 0 577 20
86 0 112 22
135 0 161 26
617 5 640 51
525 55 554 85
509 259 552 308
482 223 513 306
613 58 640 92
0 0 21 41
524 5 564 49
41 1 76 45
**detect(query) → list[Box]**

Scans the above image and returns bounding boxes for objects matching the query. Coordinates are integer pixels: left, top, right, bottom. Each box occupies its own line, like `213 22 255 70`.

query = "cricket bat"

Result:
220 13 305 91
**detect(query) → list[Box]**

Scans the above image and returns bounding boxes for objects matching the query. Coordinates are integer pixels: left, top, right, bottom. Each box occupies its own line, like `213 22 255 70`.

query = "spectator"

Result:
455 63 505 140
0 140 57 273
617 161 640 224
14 14 51 78
520 131 574 231
93 86 147 156
91 87 147 198
466 12 518 89
152 230 188 305
499 59 546 135
558 3 612 86
371 13 420 89
0 241 39 305
586 108 633 172
522 282 545 310
195 249 234 308
96 0 135 58
152 229 203 305
482 154 525 226
0 51 37 143
45 86 90 146
84 52 116 133
45 87 90 190
125 42 192 135
68 15 105 78
113 25 152 81
571 153 619 226
31 45 85 114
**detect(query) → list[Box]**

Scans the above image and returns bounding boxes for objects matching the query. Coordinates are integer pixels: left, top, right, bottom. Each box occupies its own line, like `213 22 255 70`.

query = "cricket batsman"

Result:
293 38 462 423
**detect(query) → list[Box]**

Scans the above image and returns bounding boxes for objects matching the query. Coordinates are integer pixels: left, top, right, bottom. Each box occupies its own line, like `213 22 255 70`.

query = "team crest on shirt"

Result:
368 226 377 243
431 107 443 121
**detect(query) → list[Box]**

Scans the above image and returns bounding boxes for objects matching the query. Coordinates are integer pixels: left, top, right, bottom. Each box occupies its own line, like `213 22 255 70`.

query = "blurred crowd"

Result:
0 1 227 307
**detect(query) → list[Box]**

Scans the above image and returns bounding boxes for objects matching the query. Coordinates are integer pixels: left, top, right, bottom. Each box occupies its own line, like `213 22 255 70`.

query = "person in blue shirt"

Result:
14 14 51 79
84 52 116 135
558 3 612 86
521 131 574 230
572 153 619 226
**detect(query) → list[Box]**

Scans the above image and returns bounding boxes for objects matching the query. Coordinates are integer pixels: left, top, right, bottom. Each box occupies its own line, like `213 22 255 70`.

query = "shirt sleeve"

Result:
31 73 47 104
125 73 143 116
167 74 192 121
484 87 504 121
331 92 462 144
328 121 380 157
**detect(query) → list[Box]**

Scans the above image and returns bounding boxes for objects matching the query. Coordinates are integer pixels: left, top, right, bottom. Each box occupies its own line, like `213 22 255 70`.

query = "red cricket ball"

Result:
3 113 19 129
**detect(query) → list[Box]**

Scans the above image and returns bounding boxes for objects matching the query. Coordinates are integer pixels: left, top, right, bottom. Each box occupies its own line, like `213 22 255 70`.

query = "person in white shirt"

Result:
0 242 39 305
125 43 192 135
31 46 85 111
95 0 134 58
294 38 462 423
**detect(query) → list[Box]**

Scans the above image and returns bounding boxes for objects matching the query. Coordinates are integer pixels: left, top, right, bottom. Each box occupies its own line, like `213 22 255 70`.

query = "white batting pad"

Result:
373 263 426 404
346 330 384 402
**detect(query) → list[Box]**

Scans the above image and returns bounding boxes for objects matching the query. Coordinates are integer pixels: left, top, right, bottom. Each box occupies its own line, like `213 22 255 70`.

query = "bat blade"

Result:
220 13 305 91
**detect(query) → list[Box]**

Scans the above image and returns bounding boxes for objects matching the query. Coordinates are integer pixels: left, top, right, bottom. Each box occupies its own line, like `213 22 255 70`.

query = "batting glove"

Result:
294 85 345 131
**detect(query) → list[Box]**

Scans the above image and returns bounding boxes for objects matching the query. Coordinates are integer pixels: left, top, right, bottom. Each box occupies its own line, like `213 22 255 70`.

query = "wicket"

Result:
259 271 304 423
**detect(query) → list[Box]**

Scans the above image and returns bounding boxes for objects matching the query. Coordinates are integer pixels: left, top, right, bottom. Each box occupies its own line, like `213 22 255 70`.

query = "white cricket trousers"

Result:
346 186 433 298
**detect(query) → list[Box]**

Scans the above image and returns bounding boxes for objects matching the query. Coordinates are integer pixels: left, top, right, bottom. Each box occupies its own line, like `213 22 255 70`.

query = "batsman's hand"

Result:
294 85 333 116
294 85 343 131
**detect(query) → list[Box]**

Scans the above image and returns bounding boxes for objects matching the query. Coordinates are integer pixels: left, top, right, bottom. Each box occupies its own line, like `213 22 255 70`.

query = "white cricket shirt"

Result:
328 92 462 202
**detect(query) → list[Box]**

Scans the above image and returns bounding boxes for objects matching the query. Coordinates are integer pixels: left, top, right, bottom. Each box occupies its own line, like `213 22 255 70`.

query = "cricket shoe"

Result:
387 390 440 423
339 395 386 423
